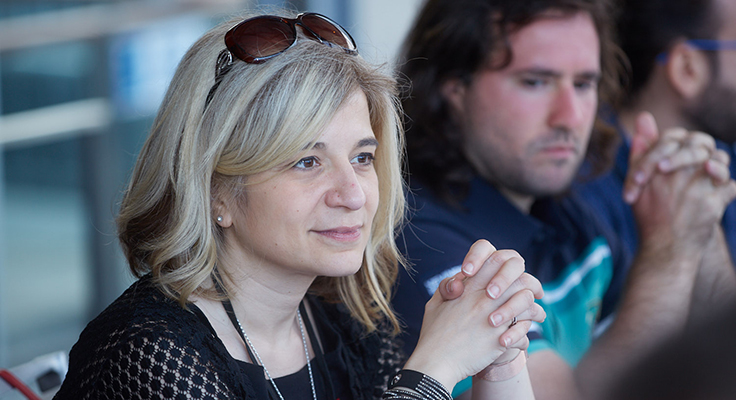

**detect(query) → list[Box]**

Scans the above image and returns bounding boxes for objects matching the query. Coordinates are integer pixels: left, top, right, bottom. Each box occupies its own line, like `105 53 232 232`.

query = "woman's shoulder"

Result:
78 275 199 339
55 275 255 400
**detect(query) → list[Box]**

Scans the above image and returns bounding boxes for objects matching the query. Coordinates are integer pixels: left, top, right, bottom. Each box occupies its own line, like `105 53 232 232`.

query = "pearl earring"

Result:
216 216 223 222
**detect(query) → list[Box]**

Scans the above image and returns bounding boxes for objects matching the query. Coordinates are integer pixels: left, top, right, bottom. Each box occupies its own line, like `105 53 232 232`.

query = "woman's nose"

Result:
324 165 367 210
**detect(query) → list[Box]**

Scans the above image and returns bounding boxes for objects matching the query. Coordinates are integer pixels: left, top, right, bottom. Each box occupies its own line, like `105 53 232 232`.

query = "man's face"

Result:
445 11 600 202
684 0 736 143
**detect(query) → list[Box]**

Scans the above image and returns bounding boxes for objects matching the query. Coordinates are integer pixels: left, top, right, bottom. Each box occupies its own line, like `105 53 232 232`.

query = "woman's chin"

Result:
318 256 365 278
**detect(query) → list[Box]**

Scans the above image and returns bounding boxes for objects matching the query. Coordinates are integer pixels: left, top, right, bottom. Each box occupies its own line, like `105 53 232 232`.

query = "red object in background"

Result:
0 369 41 400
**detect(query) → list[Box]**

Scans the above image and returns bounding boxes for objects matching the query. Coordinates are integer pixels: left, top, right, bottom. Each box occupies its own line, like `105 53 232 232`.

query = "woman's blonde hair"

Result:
117 10 406 333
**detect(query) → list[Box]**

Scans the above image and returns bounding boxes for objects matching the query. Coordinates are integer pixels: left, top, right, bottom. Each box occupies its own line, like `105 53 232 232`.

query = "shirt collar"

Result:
462 177 576 251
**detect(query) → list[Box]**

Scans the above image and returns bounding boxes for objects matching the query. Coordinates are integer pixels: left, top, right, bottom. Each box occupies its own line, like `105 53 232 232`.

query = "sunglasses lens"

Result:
226 17 295 62
301 14 356 51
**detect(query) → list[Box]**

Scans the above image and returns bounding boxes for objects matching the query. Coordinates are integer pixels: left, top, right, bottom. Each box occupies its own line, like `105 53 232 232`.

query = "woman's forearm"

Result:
471 365 535 400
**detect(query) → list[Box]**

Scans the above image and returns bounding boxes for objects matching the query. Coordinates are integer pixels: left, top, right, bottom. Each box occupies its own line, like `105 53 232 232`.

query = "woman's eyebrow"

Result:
306 137 378 150
358 137 379 148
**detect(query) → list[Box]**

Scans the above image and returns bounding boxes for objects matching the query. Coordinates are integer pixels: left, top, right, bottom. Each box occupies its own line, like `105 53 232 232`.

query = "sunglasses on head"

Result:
226 12 357 63
205 12 357 108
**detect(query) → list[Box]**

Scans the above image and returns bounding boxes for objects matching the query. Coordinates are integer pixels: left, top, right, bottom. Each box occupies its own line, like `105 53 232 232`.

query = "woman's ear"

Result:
441 77 467 116
212 197 234 228
665 40 712 100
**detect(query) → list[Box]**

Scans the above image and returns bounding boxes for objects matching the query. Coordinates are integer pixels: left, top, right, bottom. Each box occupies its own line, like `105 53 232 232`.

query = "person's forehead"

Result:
502 11 600 70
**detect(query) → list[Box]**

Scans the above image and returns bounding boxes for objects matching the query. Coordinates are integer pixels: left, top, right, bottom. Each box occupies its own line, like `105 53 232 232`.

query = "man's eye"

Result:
575 80 597 91
521 78 547 88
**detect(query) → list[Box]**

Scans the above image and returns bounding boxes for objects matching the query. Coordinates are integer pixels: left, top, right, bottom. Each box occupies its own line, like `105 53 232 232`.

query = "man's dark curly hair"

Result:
399 0 625 205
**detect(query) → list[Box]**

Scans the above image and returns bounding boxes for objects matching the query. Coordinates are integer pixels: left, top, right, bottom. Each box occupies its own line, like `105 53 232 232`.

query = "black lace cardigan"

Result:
53 275 405 400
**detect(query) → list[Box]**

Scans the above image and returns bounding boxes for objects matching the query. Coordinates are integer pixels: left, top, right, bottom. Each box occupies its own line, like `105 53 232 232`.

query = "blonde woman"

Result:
54 9 544 400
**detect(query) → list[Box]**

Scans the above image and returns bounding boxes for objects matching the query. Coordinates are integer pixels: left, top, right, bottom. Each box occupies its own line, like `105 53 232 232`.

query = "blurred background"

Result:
0 0 422 368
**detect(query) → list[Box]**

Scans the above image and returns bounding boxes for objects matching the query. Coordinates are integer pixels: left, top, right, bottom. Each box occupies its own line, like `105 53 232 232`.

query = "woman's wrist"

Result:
384 369 452 400
403 352 459 392
490 348 522 365
475 349 528 381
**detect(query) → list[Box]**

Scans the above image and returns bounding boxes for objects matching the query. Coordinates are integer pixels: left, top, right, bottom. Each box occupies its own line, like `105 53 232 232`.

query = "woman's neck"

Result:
192 270 317 377
209 252 318 374
225 273 309 338
216 239 318 327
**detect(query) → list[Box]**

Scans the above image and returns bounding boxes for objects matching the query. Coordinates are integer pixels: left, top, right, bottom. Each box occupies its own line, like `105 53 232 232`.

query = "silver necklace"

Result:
235 309 317 400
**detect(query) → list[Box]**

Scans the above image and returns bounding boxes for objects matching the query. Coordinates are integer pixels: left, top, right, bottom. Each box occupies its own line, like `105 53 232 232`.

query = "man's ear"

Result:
441 77 467 115
665 40 712 99
212 197 234 228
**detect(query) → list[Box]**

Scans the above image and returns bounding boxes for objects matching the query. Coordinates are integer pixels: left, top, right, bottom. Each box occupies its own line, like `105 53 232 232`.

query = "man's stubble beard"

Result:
683 75 736 144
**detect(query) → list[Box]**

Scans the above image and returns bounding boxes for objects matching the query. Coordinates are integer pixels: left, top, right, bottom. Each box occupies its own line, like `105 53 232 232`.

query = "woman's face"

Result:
220 90 379 281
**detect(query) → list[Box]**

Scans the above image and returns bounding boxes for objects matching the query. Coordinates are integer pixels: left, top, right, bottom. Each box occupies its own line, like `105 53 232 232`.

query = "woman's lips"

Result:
313 226 362 242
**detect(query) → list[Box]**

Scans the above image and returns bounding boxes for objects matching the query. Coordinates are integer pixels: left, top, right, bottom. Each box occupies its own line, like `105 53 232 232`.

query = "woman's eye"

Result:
352 152 375 165
294 156 319 169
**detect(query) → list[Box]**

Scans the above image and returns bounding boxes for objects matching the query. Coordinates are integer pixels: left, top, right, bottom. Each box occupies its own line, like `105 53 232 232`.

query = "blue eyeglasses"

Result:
656 39 736 63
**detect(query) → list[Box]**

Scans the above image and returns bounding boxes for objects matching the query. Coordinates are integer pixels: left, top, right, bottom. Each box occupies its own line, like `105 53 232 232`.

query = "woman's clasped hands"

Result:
404 239 546 392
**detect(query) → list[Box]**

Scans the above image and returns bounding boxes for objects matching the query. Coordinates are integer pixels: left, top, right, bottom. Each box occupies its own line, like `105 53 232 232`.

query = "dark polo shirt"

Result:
394 177 630 369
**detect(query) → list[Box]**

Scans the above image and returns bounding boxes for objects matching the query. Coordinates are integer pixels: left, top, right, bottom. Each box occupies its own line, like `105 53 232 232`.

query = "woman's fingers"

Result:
419 264 546 380
480 251 526 299
497 303 546 348
498 320 533 348
440 251 543 325
518 302 546 324
517 272 544 300
488 289 536 328
438 272 468 300
458 240 528 299
505 335 530 353
459 239 497 277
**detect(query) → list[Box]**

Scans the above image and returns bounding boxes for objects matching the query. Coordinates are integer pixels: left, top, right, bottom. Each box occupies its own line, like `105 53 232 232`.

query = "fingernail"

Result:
634 171 645 184
487 285 500 299
462 263 475 275
504 337 512 347
491 314 503 327
658 159 671 171
445 277 455 294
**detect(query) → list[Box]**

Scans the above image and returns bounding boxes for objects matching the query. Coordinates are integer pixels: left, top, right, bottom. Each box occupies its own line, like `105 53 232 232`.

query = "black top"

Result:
54 275 404 400
235 358 327 400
